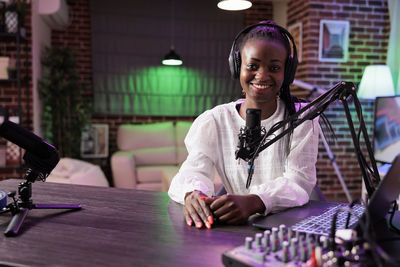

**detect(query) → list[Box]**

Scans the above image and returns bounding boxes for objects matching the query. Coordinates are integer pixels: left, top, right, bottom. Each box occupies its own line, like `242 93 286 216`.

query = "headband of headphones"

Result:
228 22 298 88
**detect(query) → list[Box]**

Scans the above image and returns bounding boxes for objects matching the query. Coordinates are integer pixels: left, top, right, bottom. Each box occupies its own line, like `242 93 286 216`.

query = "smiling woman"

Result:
168 21 320 229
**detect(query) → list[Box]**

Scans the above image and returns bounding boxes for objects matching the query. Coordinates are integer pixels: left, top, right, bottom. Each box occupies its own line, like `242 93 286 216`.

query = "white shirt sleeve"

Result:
168 111 218 204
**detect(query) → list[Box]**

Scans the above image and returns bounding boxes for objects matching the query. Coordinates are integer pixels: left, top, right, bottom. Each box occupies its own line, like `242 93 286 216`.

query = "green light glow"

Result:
95 65 239 116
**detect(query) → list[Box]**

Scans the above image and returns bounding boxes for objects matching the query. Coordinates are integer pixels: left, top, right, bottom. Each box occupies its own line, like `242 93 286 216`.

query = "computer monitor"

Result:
373 96 400 164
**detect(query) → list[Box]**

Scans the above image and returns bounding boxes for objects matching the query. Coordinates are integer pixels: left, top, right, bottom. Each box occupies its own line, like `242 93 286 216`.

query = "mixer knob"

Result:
279 224 287 243
245 236 253 250
255 233 263 248
263 230 271 249
290 237 298 259
282 240 290 263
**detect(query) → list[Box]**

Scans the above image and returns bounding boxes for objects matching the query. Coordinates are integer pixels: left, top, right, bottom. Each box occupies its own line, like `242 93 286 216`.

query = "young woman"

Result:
168 21 320 229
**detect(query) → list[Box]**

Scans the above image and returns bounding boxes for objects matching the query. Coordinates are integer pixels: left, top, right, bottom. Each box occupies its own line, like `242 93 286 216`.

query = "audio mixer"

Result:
222 224 373 267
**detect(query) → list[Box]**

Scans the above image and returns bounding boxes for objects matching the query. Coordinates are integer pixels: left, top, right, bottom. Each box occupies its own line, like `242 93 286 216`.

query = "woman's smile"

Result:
250 82 274 92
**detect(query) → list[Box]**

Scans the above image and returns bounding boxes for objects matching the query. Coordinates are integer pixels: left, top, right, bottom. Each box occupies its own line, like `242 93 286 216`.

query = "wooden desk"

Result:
0 179 260 267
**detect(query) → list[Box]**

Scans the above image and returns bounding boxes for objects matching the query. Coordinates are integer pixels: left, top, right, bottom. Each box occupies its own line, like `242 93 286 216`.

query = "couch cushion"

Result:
137 165 180 183
134 146 177 165
136 183 162 191
117 122 175 151
175 121 192 147
176 147 188 164
175 121 192 163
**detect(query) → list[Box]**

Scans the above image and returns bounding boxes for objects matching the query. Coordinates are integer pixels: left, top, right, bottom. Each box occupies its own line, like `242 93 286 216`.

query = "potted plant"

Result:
38 46 91 158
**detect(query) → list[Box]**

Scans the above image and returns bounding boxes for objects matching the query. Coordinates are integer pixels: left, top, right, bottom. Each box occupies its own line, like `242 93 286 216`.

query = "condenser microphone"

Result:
235 108 264 161
245 108 261 140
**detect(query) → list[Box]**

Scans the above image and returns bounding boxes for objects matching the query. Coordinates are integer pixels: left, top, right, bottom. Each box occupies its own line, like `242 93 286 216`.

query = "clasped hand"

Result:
184 190 263 229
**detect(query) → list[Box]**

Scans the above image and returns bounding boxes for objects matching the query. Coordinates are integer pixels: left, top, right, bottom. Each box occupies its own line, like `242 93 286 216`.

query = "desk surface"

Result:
0 179 260 267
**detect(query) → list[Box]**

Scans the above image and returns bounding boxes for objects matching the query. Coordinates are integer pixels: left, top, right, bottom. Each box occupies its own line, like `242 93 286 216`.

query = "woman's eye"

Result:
270 65 281 72
246 64 257 71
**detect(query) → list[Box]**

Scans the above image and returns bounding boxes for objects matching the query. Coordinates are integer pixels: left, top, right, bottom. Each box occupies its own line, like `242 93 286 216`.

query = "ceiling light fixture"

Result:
217 0 252 11
162 0 183 66
162 45 183 66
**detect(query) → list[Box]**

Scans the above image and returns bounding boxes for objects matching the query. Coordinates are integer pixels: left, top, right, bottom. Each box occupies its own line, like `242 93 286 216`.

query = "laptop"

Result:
251 154 400 235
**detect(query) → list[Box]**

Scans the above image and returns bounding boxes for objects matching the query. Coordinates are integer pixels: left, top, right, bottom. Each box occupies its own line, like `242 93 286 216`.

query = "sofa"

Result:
111 121 198 191
110 121 325 200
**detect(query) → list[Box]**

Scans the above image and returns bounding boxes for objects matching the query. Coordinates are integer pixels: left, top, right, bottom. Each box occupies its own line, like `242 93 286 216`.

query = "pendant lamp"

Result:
162 0 183 66
162 45 183 66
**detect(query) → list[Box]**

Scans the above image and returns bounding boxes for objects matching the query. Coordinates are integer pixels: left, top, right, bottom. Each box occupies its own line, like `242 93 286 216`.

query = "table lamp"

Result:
357 65 395 99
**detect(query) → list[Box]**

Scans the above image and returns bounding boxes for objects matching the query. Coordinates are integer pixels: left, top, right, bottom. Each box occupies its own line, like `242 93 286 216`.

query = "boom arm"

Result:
244 81 380 197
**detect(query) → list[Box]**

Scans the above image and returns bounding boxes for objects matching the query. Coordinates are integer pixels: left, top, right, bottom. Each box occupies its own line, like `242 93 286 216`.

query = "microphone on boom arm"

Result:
235 109 266 188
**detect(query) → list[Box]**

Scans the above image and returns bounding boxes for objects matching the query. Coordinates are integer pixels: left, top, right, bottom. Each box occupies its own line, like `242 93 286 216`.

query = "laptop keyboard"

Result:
291 203 366 236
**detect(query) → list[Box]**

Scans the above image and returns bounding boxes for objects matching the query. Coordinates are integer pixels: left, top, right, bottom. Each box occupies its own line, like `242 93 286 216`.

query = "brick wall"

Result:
287 0 389 88
286 0 390 201
51 0 93 100
244 0 273 25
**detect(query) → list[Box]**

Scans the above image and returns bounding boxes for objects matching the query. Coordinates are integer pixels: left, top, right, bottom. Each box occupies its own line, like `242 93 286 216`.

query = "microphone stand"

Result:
319 127 352 202
0 152 81 237
239 81 380 198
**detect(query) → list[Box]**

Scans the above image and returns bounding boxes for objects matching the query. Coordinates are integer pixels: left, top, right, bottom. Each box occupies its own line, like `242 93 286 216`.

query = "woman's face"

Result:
239 38 287 106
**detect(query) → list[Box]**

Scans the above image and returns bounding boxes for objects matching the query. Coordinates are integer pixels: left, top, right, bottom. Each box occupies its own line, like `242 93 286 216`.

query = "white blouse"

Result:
168 99 320 215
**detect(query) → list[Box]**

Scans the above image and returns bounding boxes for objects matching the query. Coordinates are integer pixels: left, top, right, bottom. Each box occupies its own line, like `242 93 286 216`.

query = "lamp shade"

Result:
217 0 252 11
162 46 183 66
357 65 395 99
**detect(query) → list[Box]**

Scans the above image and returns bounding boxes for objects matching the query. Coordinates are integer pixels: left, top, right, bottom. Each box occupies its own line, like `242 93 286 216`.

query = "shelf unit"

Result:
0 10 28 178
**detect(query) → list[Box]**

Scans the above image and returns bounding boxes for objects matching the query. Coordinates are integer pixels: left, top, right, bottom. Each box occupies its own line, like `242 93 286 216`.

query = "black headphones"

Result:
228 22 298 88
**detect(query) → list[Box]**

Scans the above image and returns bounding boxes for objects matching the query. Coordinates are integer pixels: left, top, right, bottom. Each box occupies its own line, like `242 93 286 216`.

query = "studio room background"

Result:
0 0 397 202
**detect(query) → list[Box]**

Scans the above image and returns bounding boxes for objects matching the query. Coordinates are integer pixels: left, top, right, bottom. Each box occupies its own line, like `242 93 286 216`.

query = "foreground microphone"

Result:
235 108 263 161
0 120 60 177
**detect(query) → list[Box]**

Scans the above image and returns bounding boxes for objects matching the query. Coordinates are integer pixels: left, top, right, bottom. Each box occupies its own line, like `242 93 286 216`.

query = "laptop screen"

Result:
373 96 400 164
368 154 400 224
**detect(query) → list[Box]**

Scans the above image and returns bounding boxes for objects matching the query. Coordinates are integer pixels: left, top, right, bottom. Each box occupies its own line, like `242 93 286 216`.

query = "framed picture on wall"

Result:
288 22 302 63
81 124 109 158
318 20 350 62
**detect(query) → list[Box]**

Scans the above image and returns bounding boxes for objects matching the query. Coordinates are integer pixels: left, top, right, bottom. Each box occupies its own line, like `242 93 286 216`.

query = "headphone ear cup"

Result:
229 50 241 79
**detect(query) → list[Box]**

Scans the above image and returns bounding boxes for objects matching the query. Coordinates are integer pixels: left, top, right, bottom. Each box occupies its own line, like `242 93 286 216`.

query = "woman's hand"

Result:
210 194 265 225
184 190 214 229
